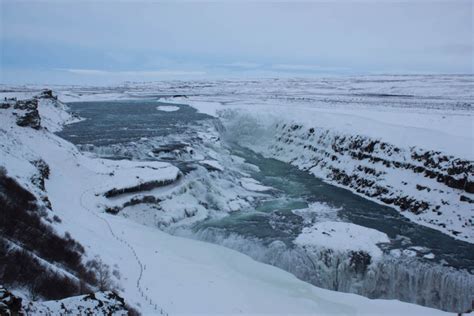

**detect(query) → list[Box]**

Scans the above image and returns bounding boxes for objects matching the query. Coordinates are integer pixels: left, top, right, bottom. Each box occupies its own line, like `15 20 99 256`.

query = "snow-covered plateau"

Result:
0 76 472 315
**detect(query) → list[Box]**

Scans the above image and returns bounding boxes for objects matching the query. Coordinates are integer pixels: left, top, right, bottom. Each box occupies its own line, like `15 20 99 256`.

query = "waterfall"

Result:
190 227 474 312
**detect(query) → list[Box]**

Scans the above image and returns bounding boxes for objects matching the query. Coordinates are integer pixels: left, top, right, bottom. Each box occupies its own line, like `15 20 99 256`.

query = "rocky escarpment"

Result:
0 90 62 130
1 89 80 135
12 98 42 129
0 286 136 315
264 122 473 241
103 176 180 198
0 286 22 315
105 195 161 215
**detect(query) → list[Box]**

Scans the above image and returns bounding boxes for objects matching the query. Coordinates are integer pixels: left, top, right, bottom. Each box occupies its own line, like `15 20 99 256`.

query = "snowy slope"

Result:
0 91 455 314
295 221 390 260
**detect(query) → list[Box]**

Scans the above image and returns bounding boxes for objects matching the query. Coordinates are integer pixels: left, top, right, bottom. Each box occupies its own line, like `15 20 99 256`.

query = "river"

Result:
58 99 474 312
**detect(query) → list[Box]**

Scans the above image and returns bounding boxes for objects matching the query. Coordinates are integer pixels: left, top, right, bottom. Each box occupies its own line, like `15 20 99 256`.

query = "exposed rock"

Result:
123 195 161 208
0 102 10 109
0 286 133 315
105 206 121 215
460 195 474 204
31 159 50 191
349 251 372 274
13 99 41 129
36 89 57 100
0 286 22 316
103 176 180 198
266 123 473 239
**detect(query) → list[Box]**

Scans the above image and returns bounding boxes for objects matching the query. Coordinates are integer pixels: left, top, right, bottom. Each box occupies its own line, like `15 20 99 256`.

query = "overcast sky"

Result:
1 0 472 84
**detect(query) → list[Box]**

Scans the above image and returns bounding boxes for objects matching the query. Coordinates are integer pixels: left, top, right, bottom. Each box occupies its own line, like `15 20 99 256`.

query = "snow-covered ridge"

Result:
1 89 82 132
0 286 132 315
295 221 390 260
0 89 454 314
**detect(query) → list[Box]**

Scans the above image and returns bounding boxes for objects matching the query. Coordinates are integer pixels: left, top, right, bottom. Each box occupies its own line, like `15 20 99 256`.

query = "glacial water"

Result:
59 99 474 312
58 99 211 146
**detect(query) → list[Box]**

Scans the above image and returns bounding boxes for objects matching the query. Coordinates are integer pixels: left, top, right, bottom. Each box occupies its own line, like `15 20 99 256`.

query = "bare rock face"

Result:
3 90 62 130
37 89 56 100
267 123 474 240
0 102 11 109
13 99 41 130
0 286 134 315
0 286 22 315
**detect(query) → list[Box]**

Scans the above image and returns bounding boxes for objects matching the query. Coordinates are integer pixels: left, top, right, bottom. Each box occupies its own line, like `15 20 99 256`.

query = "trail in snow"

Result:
79 188 168 315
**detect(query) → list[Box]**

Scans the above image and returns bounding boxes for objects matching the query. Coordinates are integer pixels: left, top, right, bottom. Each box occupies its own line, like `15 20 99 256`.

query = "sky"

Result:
1 0 473 84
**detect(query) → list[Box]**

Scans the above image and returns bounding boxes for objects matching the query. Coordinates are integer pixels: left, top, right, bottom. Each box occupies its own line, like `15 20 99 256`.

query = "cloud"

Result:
271 64 351 72
60 69 206 76
61 69 109 75
436 44 473 56
220 62 262 69
2 0 473 83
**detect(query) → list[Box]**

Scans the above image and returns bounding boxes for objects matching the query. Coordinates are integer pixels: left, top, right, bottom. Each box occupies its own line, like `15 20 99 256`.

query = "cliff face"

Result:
0 98 43 129
220 105 473 243
263 122 473 241
0 286 133 315
1 89 75 131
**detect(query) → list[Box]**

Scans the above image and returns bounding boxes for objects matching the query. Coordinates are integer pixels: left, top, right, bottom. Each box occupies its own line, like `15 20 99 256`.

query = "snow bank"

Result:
93 159 180 197
162 97 222 117
240 177 273 192
295 221 390 259
156 105 180 112
37 97 82 132
114 216 447 315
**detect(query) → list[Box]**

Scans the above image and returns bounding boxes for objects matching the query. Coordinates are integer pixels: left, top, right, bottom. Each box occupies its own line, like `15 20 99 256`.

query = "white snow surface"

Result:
162 97 222 117
0 89 454 314
156 105 180 112
93 159 179 196
168 97 473 160
157 76 473 160
295 221 390 260
240 177 273 192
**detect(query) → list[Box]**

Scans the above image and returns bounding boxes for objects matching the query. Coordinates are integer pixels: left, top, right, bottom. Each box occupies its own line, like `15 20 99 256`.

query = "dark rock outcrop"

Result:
0 102 10 109
31 159 50 191
13 99 41 129
349 251 372 274
103 175 179 198
0 286 22 315
36 89 57 100
266 122 474 239
0 286 135 315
